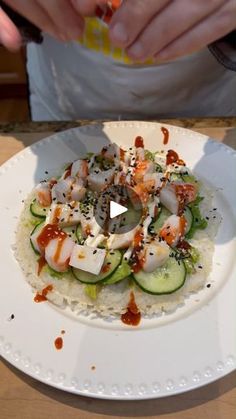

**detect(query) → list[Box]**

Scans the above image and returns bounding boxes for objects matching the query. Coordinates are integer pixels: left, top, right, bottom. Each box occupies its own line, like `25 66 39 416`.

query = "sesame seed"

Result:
93 250 97 254
206 283 211 288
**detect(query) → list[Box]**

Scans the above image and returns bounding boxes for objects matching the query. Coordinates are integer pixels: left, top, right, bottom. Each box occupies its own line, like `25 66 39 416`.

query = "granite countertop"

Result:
0 117 236 133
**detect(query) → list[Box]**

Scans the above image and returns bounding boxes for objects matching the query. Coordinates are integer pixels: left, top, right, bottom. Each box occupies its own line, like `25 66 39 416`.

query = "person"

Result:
0 0 236 120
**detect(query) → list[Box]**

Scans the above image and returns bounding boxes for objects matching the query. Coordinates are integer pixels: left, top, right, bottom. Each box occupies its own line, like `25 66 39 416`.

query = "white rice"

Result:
14 184 221 316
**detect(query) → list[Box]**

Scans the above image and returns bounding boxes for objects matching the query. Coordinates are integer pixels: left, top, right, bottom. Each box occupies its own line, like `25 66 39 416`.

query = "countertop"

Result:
0 118 236 419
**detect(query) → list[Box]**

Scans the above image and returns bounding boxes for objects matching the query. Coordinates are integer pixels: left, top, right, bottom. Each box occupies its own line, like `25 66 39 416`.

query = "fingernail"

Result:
110 23 128 44
128 42 144 59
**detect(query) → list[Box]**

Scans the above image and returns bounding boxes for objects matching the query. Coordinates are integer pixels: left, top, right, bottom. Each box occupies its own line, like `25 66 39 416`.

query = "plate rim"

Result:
0 121 235 400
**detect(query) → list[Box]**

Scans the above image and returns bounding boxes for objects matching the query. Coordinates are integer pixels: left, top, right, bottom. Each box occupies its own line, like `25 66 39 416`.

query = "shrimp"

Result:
35 182 52 207
133 160 155 183
71 159 88 180
45 236 75 272
160 214 187 247
142 241 170 273
160 182 197 215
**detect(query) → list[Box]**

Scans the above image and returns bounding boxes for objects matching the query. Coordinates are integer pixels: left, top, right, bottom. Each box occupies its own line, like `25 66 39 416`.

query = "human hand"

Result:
109 0 236 62
0 0 106 51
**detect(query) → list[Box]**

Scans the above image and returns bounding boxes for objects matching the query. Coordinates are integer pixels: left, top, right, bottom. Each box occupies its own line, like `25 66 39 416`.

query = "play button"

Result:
94 184 143 234
110 201 128 219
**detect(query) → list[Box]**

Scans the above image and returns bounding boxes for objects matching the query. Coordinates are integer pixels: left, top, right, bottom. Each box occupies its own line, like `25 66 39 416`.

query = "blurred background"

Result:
0 46 30 122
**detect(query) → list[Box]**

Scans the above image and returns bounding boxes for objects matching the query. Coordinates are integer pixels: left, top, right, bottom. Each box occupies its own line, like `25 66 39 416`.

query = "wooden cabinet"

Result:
0 47 29 121
0 47 28 98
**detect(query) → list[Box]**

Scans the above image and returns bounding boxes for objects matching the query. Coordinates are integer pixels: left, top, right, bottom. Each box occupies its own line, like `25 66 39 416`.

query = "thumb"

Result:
0 7 21 51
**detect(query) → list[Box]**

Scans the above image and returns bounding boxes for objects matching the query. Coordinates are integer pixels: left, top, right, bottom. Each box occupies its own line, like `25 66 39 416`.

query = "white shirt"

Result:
27 34 236 121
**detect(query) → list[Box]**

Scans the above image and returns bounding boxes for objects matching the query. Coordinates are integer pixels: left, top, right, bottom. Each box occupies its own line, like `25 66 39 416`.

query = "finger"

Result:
126 0 226 61
109 0 171 47
154 2 236 62
0 7 21 51
39 0 84 40
5 0 62 40
71 0 107 16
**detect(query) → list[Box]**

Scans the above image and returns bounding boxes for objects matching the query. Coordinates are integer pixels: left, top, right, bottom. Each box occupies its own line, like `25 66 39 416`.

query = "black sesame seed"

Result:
63 193 66 198
149 252 154 256
198 265 203 269
45 171 49 174
206 217 209 220
207 283 211 288
10 314 15 320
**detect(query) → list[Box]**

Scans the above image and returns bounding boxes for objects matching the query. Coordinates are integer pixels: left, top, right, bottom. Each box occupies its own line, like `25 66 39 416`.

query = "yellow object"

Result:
79 18 153 65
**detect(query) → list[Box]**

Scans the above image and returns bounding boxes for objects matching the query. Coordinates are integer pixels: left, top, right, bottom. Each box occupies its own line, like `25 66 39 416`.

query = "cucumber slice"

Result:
133 256 186 295
63 226 77 242
169 173 183 182
104 260 131 285
76 224 84 244
150 206 171 234
72 250 121 284
30 221 44 254
183 207 193 235
30 199 48 218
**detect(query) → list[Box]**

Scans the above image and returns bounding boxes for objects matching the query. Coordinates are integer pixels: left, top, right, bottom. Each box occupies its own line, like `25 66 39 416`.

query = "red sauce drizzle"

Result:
52 207 62 224
177 240 191 251
166 149 186 166
120 148 126 161
34 284 53 303
131 229 145 274
54 238 65 263
54 337 63 350
49 178 57 188
64 163 72 179
161 127 169 145
37 224 67 249
102 264 110 274
37 255 47 276
135 136 144 148
121 292 141 326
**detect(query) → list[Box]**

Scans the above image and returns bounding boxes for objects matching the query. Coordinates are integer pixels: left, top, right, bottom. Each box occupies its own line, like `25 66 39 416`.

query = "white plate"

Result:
0 121 236 400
